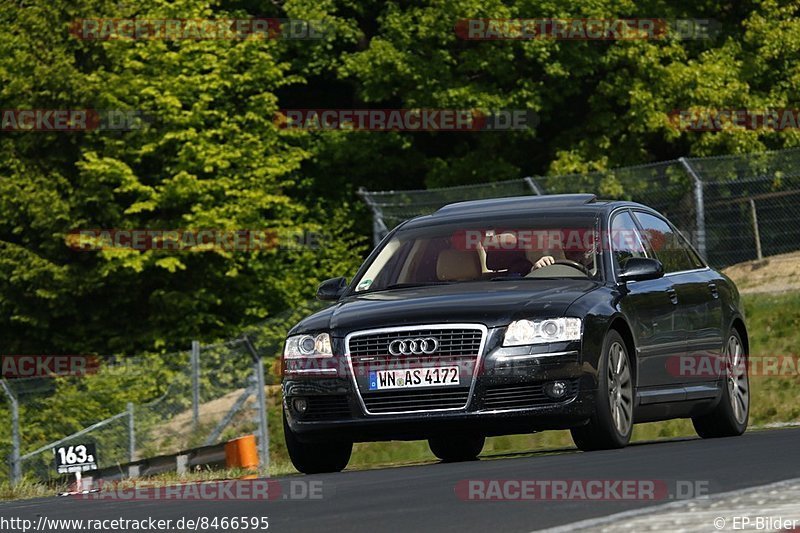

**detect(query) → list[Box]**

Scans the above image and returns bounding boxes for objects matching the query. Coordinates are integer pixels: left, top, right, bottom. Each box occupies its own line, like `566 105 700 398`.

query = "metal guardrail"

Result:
83 442 229 487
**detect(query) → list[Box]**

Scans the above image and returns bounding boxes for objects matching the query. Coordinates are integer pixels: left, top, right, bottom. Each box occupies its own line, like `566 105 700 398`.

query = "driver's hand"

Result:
534 255 555 269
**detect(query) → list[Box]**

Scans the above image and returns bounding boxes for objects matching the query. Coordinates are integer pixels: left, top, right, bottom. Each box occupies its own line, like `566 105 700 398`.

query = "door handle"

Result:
666 287 678 305
708 283 719 299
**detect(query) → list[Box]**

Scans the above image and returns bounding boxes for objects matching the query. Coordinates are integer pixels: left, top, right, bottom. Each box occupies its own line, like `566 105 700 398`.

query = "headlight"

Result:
284 333 333 358
503 318 582 346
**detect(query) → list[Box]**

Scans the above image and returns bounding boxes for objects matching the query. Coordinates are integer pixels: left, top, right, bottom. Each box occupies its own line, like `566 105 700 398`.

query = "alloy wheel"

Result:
607 342 633 436
726 335 749 424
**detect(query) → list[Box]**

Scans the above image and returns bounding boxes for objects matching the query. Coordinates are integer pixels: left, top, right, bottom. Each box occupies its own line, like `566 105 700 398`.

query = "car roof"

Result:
435 193 599 215
400 194 650 229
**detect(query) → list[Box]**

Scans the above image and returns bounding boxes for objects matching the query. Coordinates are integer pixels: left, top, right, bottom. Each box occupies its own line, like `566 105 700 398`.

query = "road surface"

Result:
2 428 798 532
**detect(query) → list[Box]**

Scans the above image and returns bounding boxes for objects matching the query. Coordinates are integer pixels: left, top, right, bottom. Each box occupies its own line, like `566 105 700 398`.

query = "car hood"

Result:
289 279 601 335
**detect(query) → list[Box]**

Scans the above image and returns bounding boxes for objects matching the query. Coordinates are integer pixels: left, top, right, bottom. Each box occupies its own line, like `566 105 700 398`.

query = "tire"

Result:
692 329 749 438
428 434 485 462
571 330 634 451
283 413 352 474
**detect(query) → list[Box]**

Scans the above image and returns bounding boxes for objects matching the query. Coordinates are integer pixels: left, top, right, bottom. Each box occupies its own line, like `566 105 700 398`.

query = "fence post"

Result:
749 198 763 260
357 186 389 247
1 379 21 486
679 157 707 259
191 341 200 429
523 176 544 195
243 336 269 477
127 402 136 462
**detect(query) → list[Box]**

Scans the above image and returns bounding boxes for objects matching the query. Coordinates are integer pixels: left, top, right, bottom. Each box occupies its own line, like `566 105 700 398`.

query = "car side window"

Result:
610 211 650 270
633 212 697 273
677 232 706 269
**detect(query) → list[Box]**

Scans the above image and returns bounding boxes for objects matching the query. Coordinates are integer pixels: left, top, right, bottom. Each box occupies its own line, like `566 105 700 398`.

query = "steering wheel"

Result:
544 259 590 276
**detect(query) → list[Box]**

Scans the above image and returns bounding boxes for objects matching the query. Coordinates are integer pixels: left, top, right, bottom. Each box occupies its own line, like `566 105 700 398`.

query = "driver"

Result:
528 247 565 270
484 232 560 276
533 255 555 269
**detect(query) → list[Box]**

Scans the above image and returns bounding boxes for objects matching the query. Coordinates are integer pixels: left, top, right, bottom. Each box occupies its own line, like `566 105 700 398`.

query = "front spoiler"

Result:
284 388 596 443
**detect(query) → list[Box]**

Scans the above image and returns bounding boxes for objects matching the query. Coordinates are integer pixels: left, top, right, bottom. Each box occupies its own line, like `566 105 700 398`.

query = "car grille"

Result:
301 395 351 421
349 328 483 358
361 388 471 414
482 380 579 410
347 325 485 414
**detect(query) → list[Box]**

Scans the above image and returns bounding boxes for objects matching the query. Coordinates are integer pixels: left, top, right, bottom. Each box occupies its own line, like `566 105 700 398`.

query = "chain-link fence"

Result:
360 148 800 268
18 406 134 482
0 300 331 486
0 341 267 485
132 339 262 461
0 374 132 483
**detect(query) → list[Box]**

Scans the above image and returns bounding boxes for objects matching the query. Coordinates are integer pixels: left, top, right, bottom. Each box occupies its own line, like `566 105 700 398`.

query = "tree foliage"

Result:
1 0 799 357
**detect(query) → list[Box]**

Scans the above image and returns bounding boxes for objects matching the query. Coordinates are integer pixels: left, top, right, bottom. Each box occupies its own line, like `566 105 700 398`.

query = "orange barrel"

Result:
224 435 260 470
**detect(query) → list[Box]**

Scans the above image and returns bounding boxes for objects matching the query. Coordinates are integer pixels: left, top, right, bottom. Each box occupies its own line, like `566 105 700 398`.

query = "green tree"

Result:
0 0 365 355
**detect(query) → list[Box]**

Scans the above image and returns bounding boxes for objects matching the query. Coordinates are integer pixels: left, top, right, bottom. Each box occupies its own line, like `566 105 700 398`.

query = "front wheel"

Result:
428 435 485 462
571 330 634 451
284 413 352 474
692 329 749 438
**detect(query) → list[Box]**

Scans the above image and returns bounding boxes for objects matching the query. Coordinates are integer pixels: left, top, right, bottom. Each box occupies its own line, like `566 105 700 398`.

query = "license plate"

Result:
368 366 460 390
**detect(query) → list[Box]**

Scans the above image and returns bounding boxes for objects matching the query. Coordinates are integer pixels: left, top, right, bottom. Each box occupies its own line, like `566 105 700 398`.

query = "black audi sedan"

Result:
282 194 749 474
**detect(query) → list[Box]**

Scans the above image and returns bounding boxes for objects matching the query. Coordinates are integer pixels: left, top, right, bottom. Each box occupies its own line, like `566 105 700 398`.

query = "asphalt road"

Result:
2 428 799 533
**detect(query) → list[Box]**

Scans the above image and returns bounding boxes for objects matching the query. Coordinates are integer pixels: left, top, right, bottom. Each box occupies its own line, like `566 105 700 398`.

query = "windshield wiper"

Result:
490 276 567 281
356 281 454 295
384 282 453 290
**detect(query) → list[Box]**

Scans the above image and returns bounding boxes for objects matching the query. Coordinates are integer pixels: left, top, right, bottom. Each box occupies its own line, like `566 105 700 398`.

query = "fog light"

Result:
292 398 308 414
544 381 568 399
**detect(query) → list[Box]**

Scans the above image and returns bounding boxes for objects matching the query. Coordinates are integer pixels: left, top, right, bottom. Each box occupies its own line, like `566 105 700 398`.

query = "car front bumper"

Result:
283 348 598 442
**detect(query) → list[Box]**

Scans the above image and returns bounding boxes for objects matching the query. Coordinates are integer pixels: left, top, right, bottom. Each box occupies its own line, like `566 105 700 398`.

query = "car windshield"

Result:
352 213 602 293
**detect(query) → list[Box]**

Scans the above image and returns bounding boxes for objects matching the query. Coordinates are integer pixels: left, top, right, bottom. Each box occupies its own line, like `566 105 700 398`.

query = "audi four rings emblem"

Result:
388 337 439 355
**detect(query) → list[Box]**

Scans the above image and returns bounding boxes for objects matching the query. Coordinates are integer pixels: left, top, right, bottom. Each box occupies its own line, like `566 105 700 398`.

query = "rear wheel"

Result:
428 435 485 462
571 330 633 451
692 329 749 438
284 413 352 474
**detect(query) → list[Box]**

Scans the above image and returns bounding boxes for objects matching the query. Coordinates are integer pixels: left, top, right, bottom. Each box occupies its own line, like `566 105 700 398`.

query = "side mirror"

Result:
618 258 664 283
316 277 348 301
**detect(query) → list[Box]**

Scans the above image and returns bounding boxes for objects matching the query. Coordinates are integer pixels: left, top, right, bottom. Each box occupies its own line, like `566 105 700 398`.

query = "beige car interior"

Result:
434 231 566 281
436 249 482 281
